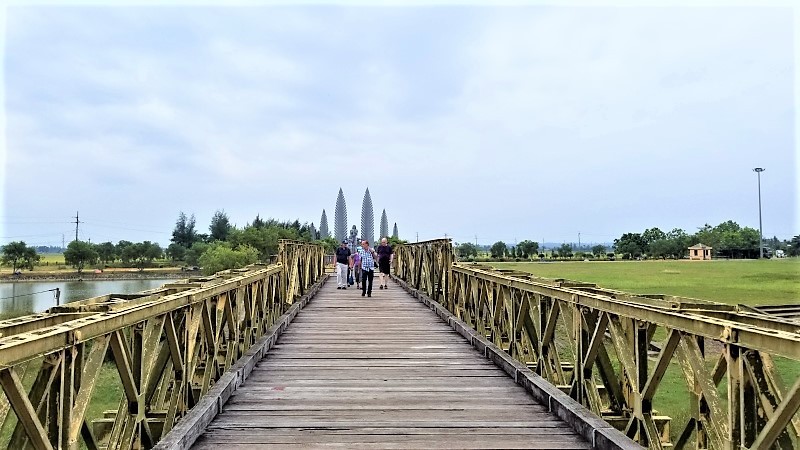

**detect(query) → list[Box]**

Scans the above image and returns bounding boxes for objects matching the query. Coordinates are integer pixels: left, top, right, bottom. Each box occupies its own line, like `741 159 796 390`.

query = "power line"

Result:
0 232 69 239
82 222 169 234
0 288 60 302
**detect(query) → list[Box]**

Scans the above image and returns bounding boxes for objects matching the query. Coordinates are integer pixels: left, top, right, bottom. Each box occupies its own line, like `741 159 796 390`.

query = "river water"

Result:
0 279 175 318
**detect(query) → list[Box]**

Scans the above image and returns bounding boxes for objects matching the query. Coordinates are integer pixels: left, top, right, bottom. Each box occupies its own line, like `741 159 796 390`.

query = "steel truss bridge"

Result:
0 239 796 449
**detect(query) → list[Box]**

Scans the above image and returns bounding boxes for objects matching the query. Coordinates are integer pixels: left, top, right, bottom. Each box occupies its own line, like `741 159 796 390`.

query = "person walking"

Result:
357 240 377 297
335 240 351 289
351 248 362 289
376 237 393 289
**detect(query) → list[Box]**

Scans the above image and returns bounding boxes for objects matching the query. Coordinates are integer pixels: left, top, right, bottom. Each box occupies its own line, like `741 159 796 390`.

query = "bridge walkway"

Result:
190 277 591 449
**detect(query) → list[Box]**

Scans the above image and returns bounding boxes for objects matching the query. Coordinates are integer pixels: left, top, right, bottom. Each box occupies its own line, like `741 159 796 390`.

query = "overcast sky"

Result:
1 3 797 248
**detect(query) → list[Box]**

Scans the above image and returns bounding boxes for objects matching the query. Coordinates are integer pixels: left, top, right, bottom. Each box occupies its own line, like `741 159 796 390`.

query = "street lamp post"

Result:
753 168 765 258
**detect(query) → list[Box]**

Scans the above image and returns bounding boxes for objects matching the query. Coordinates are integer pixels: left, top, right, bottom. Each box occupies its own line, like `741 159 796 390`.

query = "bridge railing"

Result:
393 238 453 303
0 241 324 450
394 241 800 450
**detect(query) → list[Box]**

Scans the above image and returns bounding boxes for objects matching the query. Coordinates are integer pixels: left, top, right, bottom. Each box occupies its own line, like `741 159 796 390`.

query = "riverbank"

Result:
0 268 194 283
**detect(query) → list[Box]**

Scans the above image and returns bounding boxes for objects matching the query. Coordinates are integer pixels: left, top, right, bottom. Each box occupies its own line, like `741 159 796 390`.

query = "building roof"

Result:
688 243 712 250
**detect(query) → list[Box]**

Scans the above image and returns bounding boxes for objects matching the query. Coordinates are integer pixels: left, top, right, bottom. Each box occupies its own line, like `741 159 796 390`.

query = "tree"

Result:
252 214 266 229
116 240 134 263
96 242 116 264
739 227 761 258
123 241 162 271
642 227 667 246
557 243 573 258
387 236 408 246
490 241 507 259
317 236 338 254
166 243 186 262
614 233 646 259
144 241 163 261
693 224 718 250
591 245 606 258
121 244 140 266
518 240 539 259
198 242 259 275
457 243 479 258
209 210 232 242
171 212 199 248
649 239 672 259
665 228 689 259
1 241 40 272
184 242 210 266
64 240 98 274
787 235 800 257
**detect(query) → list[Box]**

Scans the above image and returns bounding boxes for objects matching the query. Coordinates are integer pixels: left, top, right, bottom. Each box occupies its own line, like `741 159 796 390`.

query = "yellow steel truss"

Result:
0 240 323 450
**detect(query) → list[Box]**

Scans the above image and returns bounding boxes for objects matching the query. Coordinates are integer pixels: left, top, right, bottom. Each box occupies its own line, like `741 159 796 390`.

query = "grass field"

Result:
38 253 66 264
492 258 799 306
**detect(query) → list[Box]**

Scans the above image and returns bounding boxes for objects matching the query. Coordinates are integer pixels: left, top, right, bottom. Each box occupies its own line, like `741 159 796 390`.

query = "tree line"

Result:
1 209 409 276
614 220 798 259
454 220 799 261
166 211 319 275
456 240 609 261
168 210 406 274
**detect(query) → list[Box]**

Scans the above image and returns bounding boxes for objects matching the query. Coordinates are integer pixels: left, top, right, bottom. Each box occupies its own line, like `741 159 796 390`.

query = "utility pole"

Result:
74 211 81 242
475 235 478 246
578 232 581 249
416 232 418 243
753 168 766 258
62 234 65 251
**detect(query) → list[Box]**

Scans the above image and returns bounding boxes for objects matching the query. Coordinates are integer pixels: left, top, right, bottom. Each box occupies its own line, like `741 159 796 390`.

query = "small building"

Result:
688 243 712 260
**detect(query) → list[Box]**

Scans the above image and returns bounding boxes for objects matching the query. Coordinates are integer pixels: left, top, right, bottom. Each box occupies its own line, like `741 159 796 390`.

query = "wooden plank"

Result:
207 419 568 428
199 425 576 435
187 279 591 449
210 410 557 420
194 441 590 450
241 377 518 386
221 401 542 410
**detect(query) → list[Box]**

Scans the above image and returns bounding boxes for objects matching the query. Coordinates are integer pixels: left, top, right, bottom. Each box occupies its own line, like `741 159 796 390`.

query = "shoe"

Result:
343 287 347 290
337 287 341 290
367 293 372 297
379 285 383 290
362 293 365 297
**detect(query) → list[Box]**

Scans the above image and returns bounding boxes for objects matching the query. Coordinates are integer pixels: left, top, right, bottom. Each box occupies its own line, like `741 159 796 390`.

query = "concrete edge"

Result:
391 275 643 450
153 274 329 450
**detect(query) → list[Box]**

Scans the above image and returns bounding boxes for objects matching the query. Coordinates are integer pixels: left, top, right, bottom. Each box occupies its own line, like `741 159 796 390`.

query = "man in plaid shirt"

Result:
357 240 377 297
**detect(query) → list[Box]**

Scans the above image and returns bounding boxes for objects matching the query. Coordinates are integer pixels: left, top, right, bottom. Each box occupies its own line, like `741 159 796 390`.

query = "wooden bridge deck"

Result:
191 278 591 449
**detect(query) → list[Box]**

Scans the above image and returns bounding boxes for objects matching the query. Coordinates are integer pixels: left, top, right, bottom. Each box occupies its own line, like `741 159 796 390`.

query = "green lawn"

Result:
38 253 66 264
491 259 799 306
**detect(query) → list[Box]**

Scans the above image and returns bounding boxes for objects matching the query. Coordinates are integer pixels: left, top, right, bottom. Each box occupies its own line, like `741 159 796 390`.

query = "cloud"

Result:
2 5 795 247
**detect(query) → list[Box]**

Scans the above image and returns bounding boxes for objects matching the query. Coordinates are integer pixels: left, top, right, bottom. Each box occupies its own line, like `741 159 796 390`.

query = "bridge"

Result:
0 239 797 449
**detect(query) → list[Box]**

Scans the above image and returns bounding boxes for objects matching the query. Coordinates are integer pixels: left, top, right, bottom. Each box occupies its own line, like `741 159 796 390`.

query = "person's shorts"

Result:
378 258 391 274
